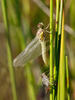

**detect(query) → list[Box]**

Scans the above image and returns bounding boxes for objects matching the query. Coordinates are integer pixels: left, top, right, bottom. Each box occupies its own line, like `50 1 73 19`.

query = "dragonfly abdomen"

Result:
41 41 48 65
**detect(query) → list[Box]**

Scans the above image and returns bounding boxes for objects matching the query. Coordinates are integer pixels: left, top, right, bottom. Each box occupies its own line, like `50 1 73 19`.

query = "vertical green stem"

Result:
58 0 64 36
1 0 18 100
12 0 36 99
57 0 64 62
53 0 60 99
24 65 36 100
66 56 70 100
7 43 18 100
57 78 60 100
57 1 64 100
55 0 59 56
50 0 53 100
59 10 65 100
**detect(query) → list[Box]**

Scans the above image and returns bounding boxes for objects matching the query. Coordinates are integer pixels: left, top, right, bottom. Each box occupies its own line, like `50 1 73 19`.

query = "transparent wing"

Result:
13 36 42 67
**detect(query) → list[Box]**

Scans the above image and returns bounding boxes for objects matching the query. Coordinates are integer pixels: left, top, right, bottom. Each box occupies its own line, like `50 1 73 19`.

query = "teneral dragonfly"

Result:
13 22 50 67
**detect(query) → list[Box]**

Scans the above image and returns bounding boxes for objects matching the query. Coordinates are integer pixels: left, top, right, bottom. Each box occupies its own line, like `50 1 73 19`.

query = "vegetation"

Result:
0 0 75 100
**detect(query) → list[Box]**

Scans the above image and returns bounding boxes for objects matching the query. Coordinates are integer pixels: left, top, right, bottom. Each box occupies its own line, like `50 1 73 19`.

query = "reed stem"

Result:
1 0 18 100
13 0 36 99
53 0 60 99
66 56 70 100
59 10 65 100
50 0 53 99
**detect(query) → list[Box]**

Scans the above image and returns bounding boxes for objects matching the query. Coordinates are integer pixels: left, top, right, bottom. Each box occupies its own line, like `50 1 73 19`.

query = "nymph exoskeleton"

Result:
41 73 56 93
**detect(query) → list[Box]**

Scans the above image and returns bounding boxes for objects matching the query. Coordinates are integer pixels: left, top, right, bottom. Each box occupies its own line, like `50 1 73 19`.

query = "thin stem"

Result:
57 0 64 72
12 0 36 99
66 56 70 100
59 10 65 100
53 0 60 99
50 0 53 99
58 0 64 36
57 1 65 100
1 0 18 100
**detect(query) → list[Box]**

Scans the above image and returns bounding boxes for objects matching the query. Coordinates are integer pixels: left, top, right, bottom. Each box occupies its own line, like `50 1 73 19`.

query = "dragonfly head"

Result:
37 22 44 29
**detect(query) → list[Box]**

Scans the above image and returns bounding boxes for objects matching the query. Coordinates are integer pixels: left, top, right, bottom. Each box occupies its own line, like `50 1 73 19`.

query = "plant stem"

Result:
59 10 65 100
1 0 18 100
50 0 53 99
7 42 18 100
12 0 36 99
66 56 70 100
53 0 60 99
58 0 64 36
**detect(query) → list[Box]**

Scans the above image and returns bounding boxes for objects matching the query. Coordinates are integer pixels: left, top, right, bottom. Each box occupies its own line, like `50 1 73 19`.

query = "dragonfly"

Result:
13 22 50 67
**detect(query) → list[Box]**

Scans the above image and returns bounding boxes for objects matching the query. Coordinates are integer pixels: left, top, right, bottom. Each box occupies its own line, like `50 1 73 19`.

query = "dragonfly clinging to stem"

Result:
13 22 50 67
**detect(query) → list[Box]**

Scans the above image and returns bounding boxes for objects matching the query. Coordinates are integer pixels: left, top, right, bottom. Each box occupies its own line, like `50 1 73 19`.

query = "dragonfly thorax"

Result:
37 28 46 41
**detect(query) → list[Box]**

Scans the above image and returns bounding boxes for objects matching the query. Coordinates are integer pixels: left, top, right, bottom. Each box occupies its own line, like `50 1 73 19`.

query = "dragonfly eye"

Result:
37 22 44 29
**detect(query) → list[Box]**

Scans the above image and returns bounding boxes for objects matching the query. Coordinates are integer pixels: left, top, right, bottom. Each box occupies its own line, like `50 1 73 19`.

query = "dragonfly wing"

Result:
13 36 42 67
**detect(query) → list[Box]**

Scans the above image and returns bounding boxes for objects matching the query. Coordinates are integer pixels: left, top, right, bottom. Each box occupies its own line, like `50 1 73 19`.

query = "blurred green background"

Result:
0 0 75 100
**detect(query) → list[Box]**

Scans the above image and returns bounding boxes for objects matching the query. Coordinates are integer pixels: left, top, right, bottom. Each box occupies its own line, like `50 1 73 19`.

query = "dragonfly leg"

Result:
45 30 51 34
45 23 50 29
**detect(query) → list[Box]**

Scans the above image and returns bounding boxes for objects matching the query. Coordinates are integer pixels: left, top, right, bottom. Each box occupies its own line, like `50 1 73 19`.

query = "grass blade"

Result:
59 10 65 100
1 0 18 100
50 0 53 99
66 56 70 100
